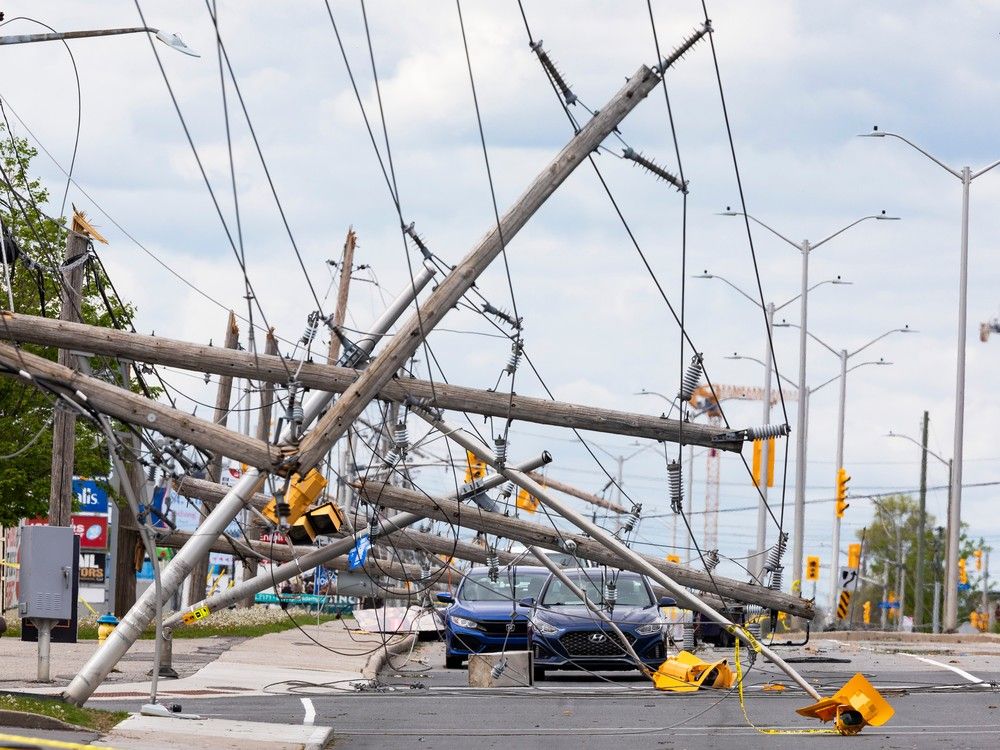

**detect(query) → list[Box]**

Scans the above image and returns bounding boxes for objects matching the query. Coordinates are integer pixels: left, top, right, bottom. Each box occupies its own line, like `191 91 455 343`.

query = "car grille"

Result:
479 620 527 637
560 630 636 657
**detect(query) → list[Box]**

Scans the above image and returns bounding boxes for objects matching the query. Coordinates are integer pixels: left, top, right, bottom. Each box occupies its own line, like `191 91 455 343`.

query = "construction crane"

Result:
980 318 1000 342
688 384 796 550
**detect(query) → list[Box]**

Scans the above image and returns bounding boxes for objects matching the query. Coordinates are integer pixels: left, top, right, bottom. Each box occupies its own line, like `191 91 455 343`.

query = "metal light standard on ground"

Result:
0 26 198 55
719 209 899 594
695 271 848 574
775 322 912 619
886 428 952 632
860 127 1000 630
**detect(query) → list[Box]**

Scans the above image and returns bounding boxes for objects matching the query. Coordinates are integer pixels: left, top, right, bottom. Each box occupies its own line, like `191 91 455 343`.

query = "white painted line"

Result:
301 697 316 725
901 652 984 683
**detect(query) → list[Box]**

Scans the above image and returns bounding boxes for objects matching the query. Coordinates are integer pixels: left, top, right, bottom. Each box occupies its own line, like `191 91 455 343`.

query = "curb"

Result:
304 724 335 750
817 631 1000 644
0 709 86 731
361 633 417 680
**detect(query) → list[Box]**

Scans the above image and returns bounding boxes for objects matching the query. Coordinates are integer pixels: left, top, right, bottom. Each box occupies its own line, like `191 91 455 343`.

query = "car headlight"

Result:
451 616 479 630
529 616 560 635
635 621 665 635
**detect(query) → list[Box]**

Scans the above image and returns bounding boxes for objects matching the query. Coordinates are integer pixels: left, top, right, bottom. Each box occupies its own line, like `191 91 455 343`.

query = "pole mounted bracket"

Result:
710 430 745 452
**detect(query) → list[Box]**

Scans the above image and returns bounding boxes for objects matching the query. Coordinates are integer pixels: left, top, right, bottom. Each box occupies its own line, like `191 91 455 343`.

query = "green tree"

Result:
853 494 988 630
0 122 134 525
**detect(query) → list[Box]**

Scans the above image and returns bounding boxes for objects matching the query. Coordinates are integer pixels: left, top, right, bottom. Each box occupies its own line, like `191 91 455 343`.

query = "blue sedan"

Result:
524 570 674 680
436 566 550 669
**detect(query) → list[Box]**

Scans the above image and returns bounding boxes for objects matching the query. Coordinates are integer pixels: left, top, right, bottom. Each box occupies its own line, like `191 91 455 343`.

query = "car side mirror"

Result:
517 596 535 608
436 592 454 604
658 596 676 608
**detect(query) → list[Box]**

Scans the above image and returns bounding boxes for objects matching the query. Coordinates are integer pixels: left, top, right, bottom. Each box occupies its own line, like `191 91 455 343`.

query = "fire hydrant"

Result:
97 613 119 643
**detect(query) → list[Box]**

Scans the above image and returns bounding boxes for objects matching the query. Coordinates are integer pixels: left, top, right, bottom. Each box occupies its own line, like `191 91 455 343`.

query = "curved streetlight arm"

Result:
774 277 850 313
0 26 199 56
859 131 961 179
811 359 890 395
725 354 799 392
849 327 915 358
693 272 761 309
885 431 950 467
812 215 892 250
635 389 672 403
774 321 840 357
719 211 801 250
972 158 1000 180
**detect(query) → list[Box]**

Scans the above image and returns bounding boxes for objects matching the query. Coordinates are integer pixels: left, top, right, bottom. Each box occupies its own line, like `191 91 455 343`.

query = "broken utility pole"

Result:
0 312 741 451
327 227 356 364
63 63 670 706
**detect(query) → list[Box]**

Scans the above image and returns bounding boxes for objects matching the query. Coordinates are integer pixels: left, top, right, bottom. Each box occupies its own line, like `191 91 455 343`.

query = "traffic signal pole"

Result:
828 349 848 622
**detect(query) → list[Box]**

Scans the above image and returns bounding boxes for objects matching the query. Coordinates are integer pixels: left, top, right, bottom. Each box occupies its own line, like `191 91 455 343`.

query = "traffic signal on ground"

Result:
806 555 820 581
959 557 968 585
835 467 851 518
847 543 861 569
862 600 871 624
973 548 983 571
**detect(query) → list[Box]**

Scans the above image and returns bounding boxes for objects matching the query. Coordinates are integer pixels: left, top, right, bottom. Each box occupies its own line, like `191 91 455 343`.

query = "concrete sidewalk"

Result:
1 619 411 749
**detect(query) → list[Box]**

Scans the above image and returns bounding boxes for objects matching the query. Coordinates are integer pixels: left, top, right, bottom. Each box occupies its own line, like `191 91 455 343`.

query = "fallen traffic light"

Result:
797 673 894 735
263 469 328 526
652 651 735 692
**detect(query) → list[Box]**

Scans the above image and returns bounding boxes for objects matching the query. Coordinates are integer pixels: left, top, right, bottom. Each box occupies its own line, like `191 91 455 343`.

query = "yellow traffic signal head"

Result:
959 557 968 584
847 543 862 569
835 468 851 518
973 549 983 571
805 555 820 581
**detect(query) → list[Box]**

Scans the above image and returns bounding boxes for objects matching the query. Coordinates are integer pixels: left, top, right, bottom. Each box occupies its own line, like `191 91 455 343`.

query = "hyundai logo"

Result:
588 633 606 643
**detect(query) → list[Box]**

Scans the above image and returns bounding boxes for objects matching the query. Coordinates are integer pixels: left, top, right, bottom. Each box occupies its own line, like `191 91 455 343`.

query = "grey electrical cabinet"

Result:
19 525 75 620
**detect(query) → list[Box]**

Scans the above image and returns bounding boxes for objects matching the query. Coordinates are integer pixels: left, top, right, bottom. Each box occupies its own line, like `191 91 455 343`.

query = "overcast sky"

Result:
3 2 999 608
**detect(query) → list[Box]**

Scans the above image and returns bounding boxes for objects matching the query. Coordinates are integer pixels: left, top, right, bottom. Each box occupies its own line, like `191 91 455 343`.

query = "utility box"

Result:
19 525 76 620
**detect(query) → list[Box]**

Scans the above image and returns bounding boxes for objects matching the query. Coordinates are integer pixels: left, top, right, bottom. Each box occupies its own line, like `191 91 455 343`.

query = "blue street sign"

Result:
878 600 900 610
958 583 972 591
348 535 371 571
73 478 109 515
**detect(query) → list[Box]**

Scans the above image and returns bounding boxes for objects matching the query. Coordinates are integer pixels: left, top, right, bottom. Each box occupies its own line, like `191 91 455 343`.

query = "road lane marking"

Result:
301 697 316 725
901 653 984 683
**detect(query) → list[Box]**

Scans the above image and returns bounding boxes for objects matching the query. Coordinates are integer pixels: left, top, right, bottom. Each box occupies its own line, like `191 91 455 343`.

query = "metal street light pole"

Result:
773 320 909 616
0 26 199 56
861 127 1000 630
720 209 898 592
886 427 951 631
696 272 847 575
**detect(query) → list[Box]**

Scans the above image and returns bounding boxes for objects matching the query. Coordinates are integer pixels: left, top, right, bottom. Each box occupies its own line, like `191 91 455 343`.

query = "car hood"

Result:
451 601 526 620
534 605 659 628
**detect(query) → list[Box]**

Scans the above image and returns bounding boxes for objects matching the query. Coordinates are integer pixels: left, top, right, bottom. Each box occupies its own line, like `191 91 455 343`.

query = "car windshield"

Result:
540 573 652 607
459 570 548 602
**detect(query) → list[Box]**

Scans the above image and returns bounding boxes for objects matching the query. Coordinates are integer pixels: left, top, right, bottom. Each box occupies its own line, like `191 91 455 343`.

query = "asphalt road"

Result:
88 636 1000 749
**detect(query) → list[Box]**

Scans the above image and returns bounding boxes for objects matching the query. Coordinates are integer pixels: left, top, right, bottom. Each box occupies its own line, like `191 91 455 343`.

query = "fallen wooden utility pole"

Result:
0 312 742 451
0 341 276 468
65 63 666 706
327 228 356 364
527 472 626 514
358 479 812 619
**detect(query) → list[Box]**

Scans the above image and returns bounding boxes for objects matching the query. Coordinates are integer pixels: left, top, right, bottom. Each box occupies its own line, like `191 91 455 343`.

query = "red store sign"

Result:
25 515 109 550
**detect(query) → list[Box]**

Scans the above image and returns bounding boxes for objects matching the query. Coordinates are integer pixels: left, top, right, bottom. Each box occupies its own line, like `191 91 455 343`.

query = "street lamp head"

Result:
717 206 740 217
155 30 199 57
875 209 900 220
694 270 714 279
858 125 887 138
831 275 852 285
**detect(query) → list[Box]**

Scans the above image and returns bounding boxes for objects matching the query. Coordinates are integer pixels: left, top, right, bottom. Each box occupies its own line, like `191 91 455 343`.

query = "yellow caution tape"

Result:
0 731 113 749
181 605 210 625
0 560 19 568
77 595 100 617
733 639 836 736
725 624 763 653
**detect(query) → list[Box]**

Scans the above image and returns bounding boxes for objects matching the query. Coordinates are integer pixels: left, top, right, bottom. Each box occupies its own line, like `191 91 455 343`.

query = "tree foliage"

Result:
0 123 135 525
852 494 987 628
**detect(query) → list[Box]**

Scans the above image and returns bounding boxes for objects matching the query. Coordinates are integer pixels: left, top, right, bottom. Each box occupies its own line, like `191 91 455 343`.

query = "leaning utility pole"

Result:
240 328 278 606
186 311 239 606
63 65 663 706
328 228 356 364
914 410 929 628
48 223 90 526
